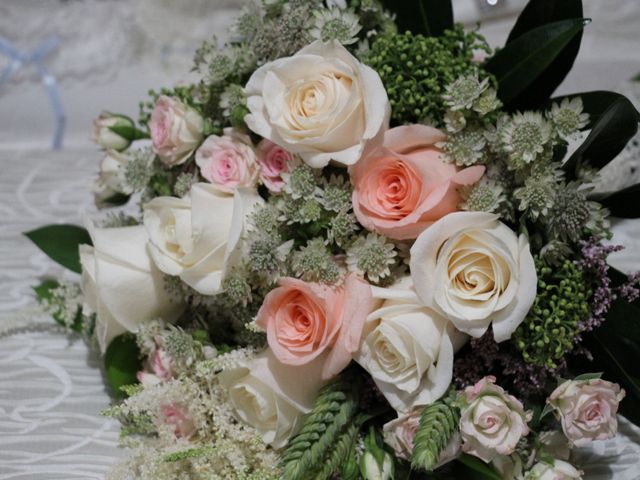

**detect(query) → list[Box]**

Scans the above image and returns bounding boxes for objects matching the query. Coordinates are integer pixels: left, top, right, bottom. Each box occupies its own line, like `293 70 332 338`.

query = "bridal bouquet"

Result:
26 0 640 478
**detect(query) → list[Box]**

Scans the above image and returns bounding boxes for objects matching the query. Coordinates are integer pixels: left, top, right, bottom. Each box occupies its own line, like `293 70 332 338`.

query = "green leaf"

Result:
102 192 131 207
550 90 640 128
485 18 588 105
453 454 502 480
24 224 92 273
563 96 639 178
381 0 453 37
109 124 149 141
590 183 640 218
504 0 584 110
411 396 459 472
33 279 83 332
104 333 143 397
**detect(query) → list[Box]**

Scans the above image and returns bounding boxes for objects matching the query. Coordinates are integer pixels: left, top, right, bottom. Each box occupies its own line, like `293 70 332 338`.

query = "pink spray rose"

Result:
137 347 174 387
349 124 485 240
195 128 259 193
548 377 625 447
150 95 204 166
459 376 532 463
257 140 298 192
255 274 373 380
159 402 196 439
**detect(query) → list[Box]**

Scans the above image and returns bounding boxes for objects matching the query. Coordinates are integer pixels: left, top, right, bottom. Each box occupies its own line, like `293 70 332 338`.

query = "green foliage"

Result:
485 18 588 106
514 258 590 368
381 0 452 38
280 371 363 480
592 183 640 219
33 280 84 333
105 334 143 397
365 25 491 126
452 454 502 480
24 224 92 273
504 0 584 110
411 395 460 472
563 96 640 180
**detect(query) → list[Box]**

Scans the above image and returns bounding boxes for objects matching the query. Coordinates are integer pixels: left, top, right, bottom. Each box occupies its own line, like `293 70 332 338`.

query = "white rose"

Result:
244 40 390 168
92 150 132 207
218 349 325 448
79 223 184 353
143 183 262 295
355 276 467 413
410 211 537 342
91 112 134 151
526 460 583 480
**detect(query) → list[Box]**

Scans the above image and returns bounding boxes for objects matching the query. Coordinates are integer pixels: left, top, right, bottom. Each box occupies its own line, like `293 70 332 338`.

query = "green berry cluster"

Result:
514 258 591 368
365 25 491 126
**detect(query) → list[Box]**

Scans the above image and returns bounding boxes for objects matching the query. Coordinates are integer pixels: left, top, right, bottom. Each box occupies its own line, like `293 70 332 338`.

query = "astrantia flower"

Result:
548 97 589 141
291 238 341 284
500 111 553 169
440 127 487 166
458 177 505 214
281 164 321 200
321 175 352 213
310 8 362 45
346 233 397 283
513 166 561 220
443 74 489 111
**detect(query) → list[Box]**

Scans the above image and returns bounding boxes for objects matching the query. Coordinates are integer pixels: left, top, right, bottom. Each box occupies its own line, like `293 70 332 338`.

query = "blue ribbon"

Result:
0 36 65 150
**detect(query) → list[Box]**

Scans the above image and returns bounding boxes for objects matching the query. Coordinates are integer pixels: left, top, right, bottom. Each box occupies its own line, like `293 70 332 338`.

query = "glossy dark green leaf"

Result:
563 96 639 178
102 192 131 207
381 0 453 37
33 279 84 332
452 454 502 480
504 0 584 109
104 333 143 397
590 183 640 218
24 224 92 273
485 18 588 105
550 90 640 128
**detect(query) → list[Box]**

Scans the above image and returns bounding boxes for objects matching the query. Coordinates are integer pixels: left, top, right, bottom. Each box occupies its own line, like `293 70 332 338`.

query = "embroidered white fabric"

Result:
1 1 639 478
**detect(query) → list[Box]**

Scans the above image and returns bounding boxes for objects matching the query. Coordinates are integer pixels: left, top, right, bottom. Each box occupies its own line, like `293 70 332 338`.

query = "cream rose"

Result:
459 376 532 463
244 40 390 168
79 223 184 353
355 276 467 412
410 211 537 342
143 183 262 295
92 149 132 207
547 377 625 447
525 460 583 480
218 349 325 448
195 128 259 193
150 95 204 166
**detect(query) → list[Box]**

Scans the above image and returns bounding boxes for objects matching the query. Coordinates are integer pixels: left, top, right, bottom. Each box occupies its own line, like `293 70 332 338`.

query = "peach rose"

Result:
548 377 625 447
196 128 259 193
255 274 373 380
257 140 298 192
350 125 485 240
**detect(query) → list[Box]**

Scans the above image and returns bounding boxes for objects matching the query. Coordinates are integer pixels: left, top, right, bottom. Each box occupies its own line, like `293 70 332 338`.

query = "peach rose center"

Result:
275 290 329 353
364 157 424 220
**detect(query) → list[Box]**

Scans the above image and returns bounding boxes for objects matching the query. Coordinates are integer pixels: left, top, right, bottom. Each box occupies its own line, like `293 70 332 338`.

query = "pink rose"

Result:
137 348 174 387
255 274 373 380
257 140 298 192
195 128 259 193
459 376 532 463
350 124 485 240
150 95 204 166
159 402 196 439
548 378 625 447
